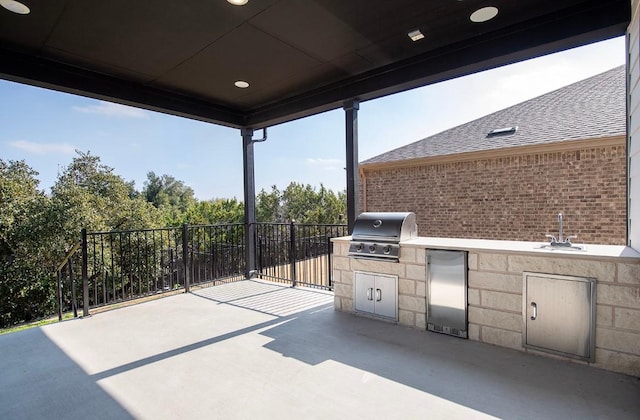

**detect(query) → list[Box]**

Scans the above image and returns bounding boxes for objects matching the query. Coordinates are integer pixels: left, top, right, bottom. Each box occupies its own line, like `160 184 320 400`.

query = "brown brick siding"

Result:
361 144 626 245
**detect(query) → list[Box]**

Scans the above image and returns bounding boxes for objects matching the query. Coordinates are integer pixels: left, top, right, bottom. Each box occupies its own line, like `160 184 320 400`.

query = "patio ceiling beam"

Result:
0 47 245 128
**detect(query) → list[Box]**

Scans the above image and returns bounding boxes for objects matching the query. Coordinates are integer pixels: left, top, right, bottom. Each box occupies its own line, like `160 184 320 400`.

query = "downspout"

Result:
625 30 630 247
359 166 367 212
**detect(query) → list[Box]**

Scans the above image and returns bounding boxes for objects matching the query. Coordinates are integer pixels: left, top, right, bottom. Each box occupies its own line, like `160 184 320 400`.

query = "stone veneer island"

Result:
331 236 640 377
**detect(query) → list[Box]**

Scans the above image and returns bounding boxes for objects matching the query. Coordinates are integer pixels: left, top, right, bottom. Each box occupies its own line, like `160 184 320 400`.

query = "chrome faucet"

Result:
546 212 577 246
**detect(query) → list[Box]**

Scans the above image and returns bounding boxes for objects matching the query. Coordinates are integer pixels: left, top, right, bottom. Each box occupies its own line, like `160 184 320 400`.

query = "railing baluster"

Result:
57 270 63 321
182 223 190 293
81 228 89 317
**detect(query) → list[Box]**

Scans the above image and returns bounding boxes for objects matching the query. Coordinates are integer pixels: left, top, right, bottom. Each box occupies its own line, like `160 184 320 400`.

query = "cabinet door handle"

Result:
376 289 382 301
367 288 373 301
530 302 537 320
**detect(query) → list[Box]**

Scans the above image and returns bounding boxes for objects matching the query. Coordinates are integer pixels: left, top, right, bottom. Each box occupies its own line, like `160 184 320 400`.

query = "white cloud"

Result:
306 158 342 170
73 101 150 119
8 140 75 155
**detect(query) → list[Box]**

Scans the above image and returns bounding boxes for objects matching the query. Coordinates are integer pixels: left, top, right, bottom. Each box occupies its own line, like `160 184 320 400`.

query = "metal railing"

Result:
256 222 348 289
84 223 247 309
53 239 87 321
184 223 245 287
55 222 347 318
85 226 187 308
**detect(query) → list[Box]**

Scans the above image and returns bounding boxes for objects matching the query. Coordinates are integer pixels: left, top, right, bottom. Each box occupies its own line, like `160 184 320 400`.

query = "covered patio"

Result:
1 279 638 419
2 2 639 417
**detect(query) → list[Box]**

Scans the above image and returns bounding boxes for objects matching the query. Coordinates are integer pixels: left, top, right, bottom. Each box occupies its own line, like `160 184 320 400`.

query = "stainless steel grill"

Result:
348 212 418 262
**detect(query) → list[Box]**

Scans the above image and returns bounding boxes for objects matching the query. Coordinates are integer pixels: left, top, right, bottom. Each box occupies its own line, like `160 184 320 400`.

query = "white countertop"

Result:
333 236 640 260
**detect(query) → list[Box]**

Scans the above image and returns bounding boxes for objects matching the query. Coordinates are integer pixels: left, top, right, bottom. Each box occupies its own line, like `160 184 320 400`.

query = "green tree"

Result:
142 172 196 225
182 198 244 225
305 185 347 224
256 182 346 224
51 151 162 236
256 186 282 222
0 159 56 326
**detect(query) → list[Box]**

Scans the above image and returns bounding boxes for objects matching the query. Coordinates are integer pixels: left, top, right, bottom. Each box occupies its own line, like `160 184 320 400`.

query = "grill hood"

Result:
351 212 417 243
349 212 418 261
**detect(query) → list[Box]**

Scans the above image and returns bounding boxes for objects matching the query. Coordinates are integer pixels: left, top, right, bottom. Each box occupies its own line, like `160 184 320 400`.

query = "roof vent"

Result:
487 126 518 137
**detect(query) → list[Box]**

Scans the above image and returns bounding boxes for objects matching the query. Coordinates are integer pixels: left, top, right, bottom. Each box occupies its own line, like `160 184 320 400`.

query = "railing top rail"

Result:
88 226 181 235
54 240 81 274
255 222 348 228
87 223 245 236
187 223 244 228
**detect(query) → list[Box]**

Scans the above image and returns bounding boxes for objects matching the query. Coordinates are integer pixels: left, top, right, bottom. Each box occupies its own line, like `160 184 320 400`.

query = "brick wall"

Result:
361 141 627 245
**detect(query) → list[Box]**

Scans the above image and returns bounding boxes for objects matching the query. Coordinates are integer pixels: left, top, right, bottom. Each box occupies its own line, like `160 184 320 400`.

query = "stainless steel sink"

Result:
536 244 586 252
539 213 586 251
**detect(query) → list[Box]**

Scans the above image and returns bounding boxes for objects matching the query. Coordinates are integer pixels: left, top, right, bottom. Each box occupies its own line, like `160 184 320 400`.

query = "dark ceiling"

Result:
0 0 630 129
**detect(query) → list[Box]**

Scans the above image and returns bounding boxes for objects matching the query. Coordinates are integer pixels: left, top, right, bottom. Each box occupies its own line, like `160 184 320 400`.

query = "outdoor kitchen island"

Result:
331 236 640 377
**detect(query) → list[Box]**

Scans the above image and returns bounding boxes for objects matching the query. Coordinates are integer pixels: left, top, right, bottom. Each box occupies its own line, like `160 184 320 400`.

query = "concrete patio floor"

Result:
1 279 638 420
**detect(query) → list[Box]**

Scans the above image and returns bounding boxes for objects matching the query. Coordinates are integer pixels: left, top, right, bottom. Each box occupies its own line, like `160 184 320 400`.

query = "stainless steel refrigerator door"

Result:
427 250 468 333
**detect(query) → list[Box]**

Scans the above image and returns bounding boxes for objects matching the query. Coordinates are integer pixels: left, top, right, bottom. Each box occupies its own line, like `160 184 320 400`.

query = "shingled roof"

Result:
362 65 625 165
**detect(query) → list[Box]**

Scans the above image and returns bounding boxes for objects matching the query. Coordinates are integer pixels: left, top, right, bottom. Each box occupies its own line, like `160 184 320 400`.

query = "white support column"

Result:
629 0 640 250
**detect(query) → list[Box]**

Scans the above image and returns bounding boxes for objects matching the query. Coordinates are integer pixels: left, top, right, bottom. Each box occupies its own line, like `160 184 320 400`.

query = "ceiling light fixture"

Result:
407 30 424 42
235 80 250 89
470 6 498 23
0 0 30 14
227 0 249 5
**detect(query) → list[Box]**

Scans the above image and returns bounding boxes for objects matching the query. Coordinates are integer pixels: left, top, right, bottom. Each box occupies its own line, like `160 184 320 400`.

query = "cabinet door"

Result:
373 274 397 319
525 274 594 360
354 272 375 314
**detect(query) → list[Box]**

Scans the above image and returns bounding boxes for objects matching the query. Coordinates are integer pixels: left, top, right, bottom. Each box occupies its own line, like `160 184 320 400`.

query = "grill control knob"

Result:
369 244 377 253
382 245 391 255
356 243 364 252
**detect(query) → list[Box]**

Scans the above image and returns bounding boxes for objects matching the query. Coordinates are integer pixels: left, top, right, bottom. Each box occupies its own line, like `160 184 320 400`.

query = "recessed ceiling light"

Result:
0 0 30 15
470 6 498 23
235 80 250 89
227 0 248 5
407 30 424 42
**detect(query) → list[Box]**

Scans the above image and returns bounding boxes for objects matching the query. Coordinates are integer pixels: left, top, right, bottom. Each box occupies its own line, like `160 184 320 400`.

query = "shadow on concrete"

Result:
259 307 640 419
0 327 133 419
190 279 333 317
1 280 638 419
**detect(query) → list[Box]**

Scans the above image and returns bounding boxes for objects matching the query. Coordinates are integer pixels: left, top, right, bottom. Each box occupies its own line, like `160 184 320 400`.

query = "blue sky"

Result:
0 36 626 200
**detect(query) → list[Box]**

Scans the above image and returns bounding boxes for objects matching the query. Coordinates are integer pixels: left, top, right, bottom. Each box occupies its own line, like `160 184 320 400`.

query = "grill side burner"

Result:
348 212 417 262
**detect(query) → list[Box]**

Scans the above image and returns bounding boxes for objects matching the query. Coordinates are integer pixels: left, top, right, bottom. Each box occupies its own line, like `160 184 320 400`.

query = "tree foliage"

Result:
0 160 55 326
257 182 345 224
182 198 244 225
143 172 196 225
